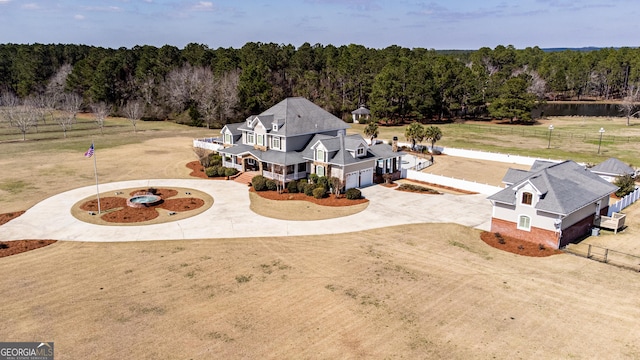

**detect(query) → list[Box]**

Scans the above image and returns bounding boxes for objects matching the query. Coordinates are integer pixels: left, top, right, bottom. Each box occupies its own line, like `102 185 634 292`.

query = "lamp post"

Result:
597 127 605 154
547 124 554 149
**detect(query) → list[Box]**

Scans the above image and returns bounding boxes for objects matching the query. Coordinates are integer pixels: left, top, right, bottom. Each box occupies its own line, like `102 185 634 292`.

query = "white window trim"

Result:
317 165 325 177
517 215 531 231
521 191 534 206
257 134 263 146
316 149 325 162
224 133 231 144
357 147 364 156
246 132 255 145
272 136 280 150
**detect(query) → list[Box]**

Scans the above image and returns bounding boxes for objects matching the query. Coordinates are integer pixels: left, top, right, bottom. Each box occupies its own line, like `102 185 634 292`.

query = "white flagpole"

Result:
92 141 101 214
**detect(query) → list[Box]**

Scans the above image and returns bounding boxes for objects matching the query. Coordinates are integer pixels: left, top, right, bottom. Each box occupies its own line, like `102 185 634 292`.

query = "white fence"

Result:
193 138 223 152
608 187 640 216
405 169 502 195
396 141 560 166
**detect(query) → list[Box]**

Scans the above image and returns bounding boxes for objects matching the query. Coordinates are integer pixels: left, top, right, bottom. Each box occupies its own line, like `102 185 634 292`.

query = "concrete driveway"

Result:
0 179 492 242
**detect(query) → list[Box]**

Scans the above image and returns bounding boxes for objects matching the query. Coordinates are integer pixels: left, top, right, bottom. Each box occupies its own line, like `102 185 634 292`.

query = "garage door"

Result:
359 168 374 187
345 171 358 189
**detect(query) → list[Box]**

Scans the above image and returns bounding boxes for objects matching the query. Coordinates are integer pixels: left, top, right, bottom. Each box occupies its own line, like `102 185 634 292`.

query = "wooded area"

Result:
1 42 640 127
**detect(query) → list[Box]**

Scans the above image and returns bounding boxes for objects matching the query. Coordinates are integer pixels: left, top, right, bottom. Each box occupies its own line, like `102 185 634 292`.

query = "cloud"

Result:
0 0 11 4
192 1 215 11
74 14 85 20
22 3 40 10
81 6 123 12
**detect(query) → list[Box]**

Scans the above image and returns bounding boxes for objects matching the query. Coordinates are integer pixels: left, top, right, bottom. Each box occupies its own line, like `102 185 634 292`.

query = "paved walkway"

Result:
0 179 492 242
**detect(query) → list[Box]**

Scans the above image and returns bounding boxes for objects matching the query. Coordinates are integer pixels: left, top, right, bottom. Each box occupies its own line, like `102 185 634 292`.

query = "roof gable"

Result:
590 157 635 176
488 160 618 215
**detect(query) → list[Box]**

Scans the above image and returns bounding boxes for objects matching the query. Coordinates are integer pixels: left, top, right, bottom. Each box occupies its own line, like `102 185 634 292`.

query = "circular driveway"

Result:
0 179 492 242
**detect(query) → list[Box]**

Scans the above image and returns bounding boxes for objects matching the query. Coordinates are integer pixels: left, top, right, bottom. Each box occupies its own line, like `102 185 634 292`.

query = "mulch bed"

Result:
187 160 208 179
402 178 477 195
79 187 205 224
395 183 442 195
0 240 57 258
480 231 563 257
251 188 368 207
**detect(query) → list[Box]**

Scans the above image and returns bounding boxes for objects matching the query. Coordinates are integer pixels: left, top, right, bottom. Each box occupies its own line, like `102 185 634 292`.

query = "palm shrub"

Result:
345 188 362 200
252 175 267 191
287 180 298 193
313 186 326 199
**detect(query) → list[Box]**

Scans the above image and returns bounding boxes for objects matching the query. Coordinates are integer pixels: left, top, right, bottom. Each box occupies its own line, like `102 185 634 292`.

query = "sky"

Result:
0 0 637 50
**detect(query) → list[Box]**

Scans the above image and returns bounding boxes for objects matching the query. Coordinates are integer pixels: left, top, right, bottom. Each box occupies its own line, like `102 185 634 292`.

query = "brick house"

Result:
487 160 618 249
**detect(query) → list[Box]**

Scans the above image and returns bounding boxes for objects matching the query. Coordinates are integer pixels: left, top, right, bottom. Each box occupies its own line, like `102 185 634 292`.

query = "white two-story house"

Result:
217 97 403 189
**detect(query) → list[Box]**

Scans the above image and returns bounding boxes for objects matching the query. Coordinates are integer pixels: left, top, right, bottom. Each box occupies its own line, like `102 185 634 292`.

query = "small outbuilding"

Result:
351 105 371 124
589 157 636 182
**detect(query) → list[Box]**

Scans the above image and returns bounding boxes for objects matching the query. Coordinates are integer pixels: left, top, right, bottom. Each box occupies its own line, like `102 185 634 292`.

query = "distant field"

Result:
349 116 640 166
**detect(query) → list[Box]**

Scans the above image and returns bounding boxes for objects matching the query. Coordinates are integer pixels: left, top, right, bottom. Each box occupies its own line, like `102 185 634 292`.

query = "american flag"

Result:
84 143 94 158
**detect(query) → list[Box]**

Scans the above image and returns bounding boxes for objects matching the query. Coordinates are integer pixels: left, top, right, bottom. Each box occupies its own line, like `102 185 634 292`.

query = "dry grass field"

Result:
2 118 640 359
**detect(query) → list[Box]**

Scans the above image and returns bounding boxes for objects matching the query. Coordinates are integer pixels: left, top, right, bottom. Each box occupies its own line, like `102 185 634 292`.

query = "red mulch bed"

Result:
403 178 477 195
0 240 57 258
251 188 368 207
187 160 208 178
480 231 563 257
79 188 205 223
0 211 25 226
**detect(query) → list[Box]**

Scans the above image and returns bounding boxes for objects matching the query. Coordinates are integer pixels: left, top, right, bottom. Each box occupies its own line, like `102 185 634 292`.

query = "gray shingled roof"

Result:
590 158 635 177
351 106 371 115
238 97 349 136
488 160 618 215
369 143 405 158
221 122 243 136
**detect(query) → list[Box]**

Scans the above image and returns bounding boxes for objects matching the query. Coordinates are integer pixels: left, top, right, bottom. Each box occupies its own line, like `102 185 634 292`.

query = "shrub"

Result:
313 186 326 199
266 179 278 191
205 166 217 177
309 173 319 185
252 175 267 191
224 167 238 177
287 180 298 193
303 183 315 196
345 188 361 200
297 180 308 193
614 174 636 197
209 153 222 166
317 176 329 190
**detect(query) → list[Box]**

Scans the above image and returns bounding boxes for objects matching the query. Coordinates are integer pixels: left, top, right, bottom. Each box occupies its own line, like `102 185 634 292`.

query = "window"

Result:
316 165 325 177
224 133 231 144
247 133 254 144
357 147 364 156
316 149 325 162
257 134 263 146
518 215 531 231
272 137 280 150
521 192 533 205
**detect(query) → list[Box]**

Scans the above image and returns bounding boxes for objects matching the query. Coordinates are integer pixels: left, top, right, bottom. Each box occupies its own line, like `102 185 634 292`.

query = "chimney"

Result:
392 136 398 152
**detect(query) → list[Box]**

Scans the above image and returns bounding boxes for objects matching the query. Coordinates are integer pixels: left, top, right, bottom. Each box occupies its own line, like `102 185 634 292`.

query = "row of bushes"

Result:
252 175 362 200
205 165 239 178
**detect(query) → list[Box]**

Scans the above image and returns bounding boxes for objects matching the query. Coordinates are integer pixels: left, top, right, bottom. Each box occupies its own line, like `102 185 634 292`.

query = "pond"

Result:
533 102 621 118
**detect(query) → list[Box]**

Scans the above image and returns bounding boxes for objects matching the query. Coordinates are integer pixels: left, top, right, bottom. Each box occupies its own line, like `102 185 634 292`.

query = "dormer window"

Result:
522 192 533 205
273 123 279 131
356 147 365 156
224 133 231 144
247 119 253 128
316 149 325 162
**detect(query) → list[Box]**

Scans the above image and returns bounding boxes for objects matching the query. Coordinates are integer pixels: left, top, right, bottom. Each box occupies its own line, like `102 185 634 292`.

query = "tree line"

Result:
1 42 640 129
